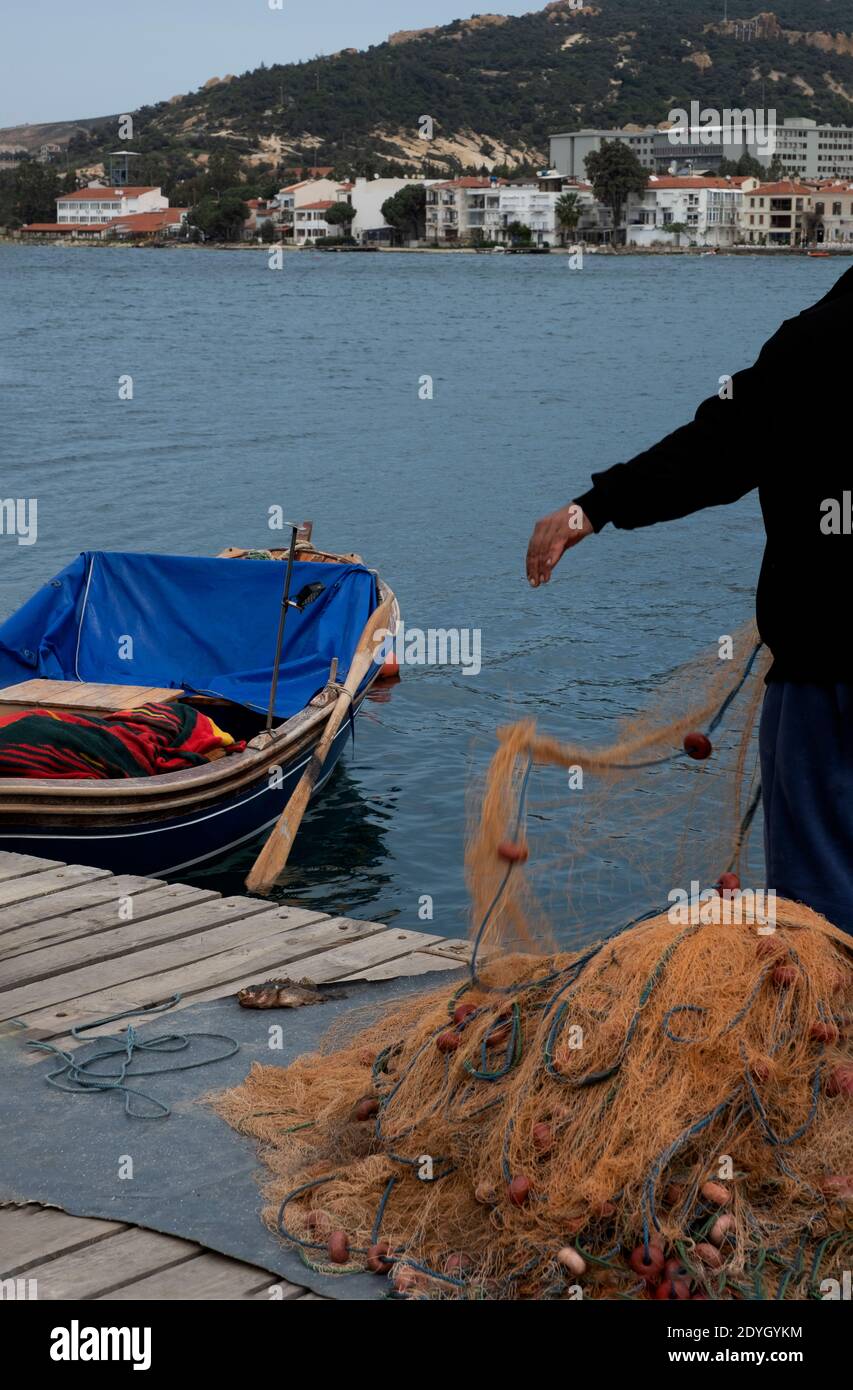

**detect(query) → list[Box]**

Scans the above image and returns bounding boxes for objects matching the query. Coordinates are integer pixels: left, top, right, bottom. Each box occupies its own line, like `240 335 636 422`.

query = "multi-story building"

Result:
740 181 813 246
772 119 853 181
550 126 763 179
812 184 853 244
22 207 187 239
426 177 507 243
56 186 168 226
552 119 853 184
493 187 559 246
626 176 756 248
292 200 337 242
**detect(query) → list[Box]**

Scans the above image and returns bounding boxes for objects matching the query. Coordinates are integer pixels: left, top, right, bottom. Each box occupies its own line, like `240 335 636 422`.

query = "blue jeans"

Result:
760 681 853 935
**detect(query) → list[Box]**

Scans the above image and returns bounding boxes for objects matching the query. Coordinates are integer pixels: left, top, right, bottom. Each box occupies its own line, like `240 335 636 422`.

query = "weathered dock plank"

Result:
96 1252 295 1301
0 1204 126 1273
14 913 388 1038
0 852 67 883
0 863 112 909
0 850 474 1299
0 1205 309 1301
0 880 218 960
7 1226 202 1300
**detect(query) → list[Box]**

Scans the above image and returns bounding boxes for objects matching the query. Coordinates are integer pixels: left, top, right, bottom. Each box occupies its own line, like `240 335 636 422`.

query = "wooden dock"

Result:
0 849 471 1300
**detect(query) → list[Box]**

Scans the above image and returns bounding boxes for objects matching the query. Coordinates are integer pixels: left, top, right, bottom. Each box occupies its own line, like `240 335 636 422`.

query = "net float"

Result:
497 839 529 863
592 1200 617 1219
756 937 784 959
327 1230 350 1264
665 1257 692 1281
810 1020 839 1044
715 872 740 896
556 1246 587 1277
474 1180 498 1206
773 964 798 987
693 1242 723 1269
820 1175 853 1201
306 1209 330 1236
701 1180 731 1207
750 1060 771 1083
655 1278 691 1300
436 1030 462 1053
684 732 712 760
692 1292 710 1300
709 1214 735 1246
532 1122 553 1154
629 1244 666 1282
366 1242 393 1274
353 1096 379 1121
487 1023 512 1047
452 1001 479 1025
826 1065 853 1097
377 657 400 680
664 1182 686 1206
508 1175 531 1206
444 1252 474 1276
392 1265 422 1295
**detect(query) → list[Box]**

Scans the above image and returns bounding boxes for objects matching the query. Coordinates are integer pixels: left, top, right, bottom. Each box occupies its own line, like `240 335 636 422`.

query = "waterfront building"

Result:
56 185 168 226
740 181 814 246
811 183 853 244
293 200 337 242
626 176 757 248
347 176 435 245
425 177 507 243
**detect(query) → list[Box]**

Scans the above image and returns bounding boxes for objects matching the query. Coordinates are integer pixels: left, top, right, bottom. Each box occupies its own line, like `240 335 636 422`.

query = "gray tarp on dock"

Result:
0 970 464 1301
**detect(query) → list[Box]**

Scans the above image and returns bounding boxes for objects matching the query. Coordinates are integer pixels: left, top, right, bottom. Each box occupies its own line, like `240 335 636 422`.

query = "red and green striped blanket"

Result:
0 702 244 780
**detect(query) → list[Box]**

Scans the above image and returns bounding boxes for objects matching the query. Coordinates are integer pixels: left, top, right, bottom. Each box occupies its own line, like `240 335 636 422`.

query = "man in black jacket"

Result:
526 265 853 933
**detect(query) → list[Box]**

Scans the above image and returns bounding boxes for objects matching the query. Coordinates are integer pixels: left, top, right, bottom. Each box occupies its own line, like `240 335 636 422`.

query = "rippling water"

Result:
1 245 845 941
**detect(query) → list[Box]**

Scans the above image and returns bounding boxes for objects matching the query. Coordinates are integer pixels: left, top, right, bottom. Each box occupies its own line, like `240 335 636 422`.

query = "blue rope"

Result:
27 996 239 1119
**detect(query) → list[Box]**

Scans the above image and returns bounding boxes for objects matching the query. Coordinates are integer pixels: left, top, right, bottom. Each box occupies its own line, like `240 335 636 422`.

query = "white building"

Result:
293 200 337 242
347 177 434 244
552 118 853 183
626 176 757 248
772 119 853 181
56 186 168 226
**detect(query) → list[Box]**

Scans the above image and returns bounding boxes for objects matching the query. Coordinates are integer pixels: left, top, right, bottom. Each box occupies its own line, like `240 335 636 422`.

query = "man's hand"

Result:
526 503 594 586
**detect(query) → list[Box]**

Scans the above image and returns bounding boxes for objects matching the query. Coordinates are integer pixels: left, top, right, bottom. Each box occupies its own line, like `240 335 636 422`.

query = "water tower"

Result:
107 150 142 186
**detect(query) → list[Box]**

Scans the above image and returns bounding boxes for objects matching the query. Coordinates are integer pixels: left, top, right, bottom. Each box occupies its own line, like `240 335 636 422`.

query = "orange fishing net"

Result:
217 627 853 1299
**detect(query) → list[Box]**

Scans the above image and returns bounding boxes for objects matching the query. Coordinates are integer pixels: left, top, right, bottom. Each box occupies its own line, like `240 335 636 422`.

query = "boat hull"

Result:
0 708 356 878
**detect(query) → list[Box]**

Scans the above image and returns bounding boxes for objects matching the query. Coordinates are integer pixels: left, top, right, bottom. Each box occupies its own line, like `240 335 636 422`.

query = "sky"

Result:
0 1 539 128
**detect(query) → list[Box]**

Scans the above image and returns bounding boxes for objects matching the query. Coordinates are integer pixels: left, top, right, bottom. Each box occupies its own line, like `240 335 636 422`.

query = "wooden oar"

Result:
245 595 394 895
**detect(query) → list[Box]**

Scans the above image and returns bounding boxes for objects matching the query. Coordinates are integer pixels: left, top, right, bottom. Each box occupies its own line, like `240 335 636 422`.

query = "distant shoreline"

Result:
2 238 851 259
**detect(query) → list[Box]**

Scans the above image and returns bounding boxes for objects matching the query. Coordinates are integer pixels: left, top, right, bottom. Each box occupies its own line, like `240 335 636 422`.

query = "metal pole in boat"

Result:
266 522 300 732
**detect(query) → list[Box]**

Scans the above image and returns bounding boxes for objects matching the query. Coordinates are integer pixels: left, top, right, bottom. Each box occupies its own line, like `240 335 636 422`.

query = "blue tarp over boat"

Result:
0 552 378 719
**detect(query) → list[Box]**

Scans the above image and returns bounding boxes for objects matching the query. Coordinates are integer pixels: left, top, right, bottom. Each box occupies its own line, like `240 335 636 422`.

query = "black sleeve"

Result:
573 316 797 533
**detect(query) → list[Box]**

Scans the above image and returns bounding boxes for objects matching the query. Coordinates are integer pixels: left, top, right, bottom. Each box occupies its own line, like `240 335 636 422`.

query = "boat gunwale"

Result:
0 556 397 813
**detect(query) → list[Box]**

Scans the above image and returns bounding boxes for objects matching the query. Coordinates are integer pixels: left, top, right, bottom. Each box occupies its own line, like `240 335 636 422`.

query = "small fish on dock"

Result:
236 977 329 1009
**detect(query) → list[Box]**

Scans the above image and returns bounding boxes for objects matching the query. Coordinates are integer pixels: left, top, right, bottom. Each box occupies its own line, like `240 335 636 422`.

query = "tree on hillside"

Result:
13 161 59 226
584 141 648 243
555 191 581 244
381 185 426 244
204 148 243 195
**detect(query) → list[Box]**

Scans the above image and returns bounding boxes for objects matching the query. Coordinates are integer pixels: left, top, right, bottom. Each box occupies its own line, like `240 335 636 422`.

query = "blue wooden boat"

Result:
0 538 398 877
